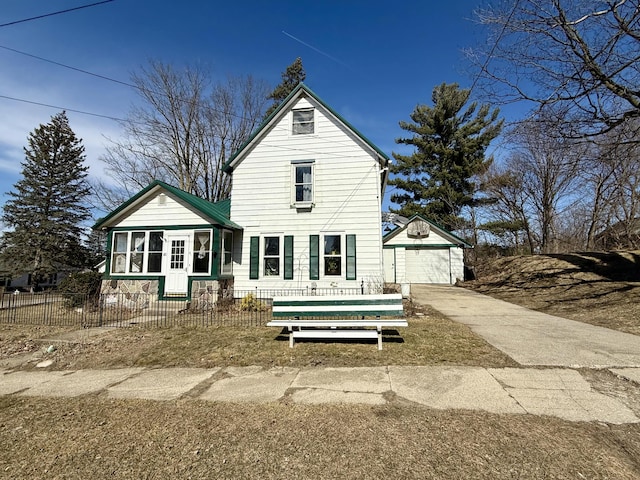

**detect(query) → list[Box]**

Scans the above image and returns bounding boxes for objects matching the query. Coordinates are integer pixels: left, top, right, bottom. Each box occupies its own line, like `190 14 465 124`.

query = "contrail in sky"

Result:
282 30 350 68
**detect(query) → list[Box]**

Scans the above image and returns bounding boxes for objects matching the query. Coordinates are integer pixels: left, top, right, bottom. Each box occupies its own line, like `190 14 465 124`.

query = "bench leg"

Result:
377 326 383 351
288 326 294 348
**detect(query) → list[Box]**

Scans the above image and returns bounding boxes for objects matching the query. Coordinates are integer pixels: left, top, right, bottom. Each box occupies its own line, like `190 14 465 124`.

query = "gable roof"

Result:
383 214 472 248
92 180 242 230
223 83 390 173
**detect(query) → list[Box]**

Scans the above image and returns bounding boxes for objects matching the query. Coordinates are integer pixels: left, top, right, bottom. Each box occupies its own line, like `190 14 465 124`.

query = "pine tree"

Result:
1 111 91 286
264 57 306 118
390 83 503 230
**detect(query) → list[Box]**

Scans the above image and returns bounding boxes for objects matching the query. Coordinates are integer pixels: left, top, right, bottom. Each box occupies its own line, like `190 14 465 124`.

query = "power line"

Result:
0 44 134 88
0 0 116 28
0 94 126 121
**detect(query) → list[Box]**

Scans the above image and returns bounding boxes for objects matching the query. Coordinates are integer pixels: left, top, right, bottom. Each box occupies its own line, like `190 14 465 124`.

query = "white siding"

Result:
230 95 384 291
383 219 467 285
117 193 209 227
384 223 454 246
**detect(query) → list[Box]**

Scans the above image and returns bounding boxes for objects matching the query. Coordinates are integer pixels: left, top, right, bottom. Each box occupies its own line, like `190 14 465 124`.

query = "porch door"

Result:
165 235 189 295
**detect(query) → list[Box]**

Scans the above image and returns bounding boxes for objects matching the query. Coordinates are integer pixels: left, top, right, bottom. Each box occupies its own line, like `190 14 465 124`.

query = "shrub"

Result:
57 270 102 308
240 293 265 312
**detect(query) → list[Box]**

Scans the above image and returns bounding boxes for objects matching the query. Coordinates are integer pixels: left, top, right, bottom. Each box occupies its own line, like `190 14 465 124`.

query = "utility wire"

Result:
0 0 116 28
0 94 126 121
0 44 135 88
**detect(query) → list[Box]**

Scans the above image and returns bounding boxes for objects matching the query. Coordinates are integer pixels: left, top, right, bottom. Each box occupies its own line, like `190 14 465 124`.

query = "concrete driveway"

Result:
411 284 640 368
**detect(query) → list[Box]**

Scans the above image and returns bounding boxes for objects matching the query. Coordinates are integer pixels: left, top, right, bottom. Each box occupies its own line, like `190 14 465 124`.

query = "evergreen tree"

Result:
390 83 503 230
264 57 306 118
1 111 91 286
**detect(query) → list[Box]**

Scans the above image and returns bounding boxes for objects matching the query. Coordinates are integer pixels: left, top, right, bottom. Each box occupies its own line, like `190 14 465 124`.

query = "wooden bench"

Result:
267 294 407 350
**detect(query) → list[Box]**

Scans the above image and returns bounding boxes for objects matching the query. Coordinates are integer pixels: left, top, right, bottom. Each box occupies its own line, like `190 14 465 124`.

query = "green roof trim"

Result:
223 83 389 172
383 214 473 248
92 180 242 230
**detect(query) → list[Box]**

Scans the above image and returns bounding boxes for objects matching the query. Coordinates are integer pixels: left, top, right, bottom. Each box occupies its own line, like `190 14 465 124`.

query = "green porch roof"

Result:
92 180 242 230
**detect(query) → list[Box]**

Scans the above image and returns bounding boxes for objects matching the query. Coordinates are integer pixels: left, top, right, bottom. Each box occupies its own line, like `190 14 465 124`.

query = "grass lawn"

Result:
2 272 640 479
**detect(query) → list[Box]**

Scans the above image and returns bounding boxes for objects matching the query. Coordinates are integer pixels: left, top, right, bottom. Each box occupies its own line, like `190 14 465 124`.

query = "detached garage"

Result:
383 215 471 285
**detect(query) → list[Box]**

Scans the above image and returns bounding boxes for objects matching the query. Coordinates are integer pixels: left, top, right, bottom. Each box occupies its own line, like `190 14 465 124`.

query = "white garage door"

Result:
405 247 451 284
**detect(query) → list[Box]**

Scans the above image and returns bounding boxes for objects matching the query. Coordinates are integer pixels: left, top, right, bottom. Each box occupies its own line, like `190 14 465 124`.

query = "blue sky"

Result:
0 0 519 217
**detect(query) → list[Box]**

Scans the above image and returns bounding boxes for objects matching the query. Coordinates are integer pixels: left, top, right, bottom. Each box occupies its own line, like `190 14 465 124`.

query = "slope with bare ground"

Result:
466 250 640 335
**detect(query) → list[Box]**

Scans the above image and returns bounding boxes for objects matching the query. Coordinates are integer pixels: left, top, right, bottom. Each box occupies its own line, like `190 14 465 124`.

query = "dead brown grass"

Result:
3 262 640 479
1 396 639 480
468 250 640 335
1 303 516 371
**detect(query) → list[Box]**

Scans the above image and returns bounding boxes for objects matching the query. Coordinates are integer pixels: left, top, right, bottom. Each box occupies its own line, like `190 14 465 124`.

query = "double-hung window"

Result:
324 235 342 276
292 160 314 205
292 108 314 135
263 237 280 276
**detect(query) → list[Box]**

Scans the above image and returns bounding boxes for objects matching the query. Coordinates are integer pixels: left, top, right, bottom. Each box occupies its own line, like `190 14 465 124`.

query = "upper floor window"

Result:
292 108 314 135
293 161 314 204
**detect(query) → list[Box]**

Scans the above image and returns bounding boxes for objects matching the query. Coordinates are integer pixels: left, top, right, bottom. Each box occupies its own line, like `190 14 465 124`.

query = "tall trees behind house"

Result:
389 83 502 231
264 57 306 119
471 0 640 139
94 61 269 210
1 112 91 285
482 114 581 254
481 116 640 253
466 1 640 254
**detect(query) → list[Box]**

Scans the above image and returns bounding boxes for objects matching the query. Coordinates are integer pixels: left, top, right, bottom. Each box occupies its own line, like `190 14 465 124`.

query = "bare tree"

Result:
472 0 640 137
481 163 536 253
94 61 268 210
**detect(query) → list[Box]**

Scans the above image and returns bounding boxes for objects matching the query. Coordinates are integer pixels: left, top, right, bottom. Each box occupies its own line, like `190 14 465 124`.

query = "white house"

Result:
383 215 471 285
93 84 391 300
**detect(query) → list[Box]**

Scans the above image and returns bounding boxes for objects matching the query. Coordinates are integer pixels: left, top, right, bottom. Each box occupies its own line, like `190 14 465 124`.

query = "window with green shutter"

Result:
249 236 259 279
284 235 294 280
346 234 356 280
309 235 319 280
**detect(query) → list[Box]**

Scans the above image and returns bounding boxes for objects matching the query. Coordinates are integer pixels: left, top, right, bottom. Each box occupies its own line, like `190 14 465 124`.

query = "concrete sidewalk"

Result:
411 284 640 368
1 365 639 424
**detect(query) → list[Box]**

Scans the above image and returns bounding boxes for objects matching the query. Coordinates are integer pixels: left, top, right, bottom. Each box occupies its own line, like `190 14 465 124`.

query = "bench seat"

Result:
267 294 407 350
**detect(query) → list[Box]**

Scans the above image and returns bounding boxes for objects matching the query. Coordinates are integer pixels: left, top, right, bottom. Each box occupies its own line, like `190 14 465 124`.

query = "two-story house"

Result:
93 84 390 301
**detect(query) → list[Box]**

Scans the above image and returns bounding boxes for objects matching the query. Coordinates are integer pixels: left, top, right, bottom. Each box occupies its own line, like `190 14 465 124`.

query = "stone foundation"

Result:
190 278 234 310
101 279 159 310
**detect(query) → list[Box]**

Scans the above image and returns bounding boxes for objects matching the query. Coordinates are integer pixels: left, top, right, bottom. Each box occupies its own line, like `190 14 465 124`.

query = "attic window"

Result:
292 108 314 135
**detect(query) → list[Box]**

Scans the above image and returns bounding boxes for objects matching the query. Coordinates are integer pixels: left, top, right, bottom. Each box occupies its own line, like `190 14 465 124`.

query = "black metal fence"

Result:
0 287 364 328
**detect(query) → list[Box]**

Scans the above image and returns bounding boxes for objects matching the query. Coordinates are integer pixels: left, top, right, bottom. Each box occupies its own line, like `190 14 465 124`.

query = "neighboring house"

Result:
93 83 390 301
593 218 640 251
383 215 471 284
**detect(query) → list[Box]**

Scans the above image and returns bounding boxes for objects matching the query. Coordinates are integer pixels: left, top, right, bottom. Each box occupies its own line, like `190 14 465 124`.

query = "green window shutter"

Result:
346 234 356 280
284 235 294 280
309 235 319 280
249 236 259 279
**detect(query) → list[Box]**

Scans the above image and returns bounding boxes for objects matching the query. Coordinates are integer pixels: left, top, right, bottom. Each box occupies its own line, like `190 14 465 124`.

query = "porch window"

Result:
263 237 280 276
129 232 145 273
292 108 314 135
324 235 342 276
147 232 163 273
221 230 233 275
192 230 212 274
111 232 128 274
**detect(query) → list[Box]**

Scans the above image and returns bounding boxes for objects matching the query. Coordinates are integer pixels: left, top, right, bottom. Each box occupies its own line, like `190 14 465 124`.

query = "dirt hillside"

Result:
466 250 640 335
